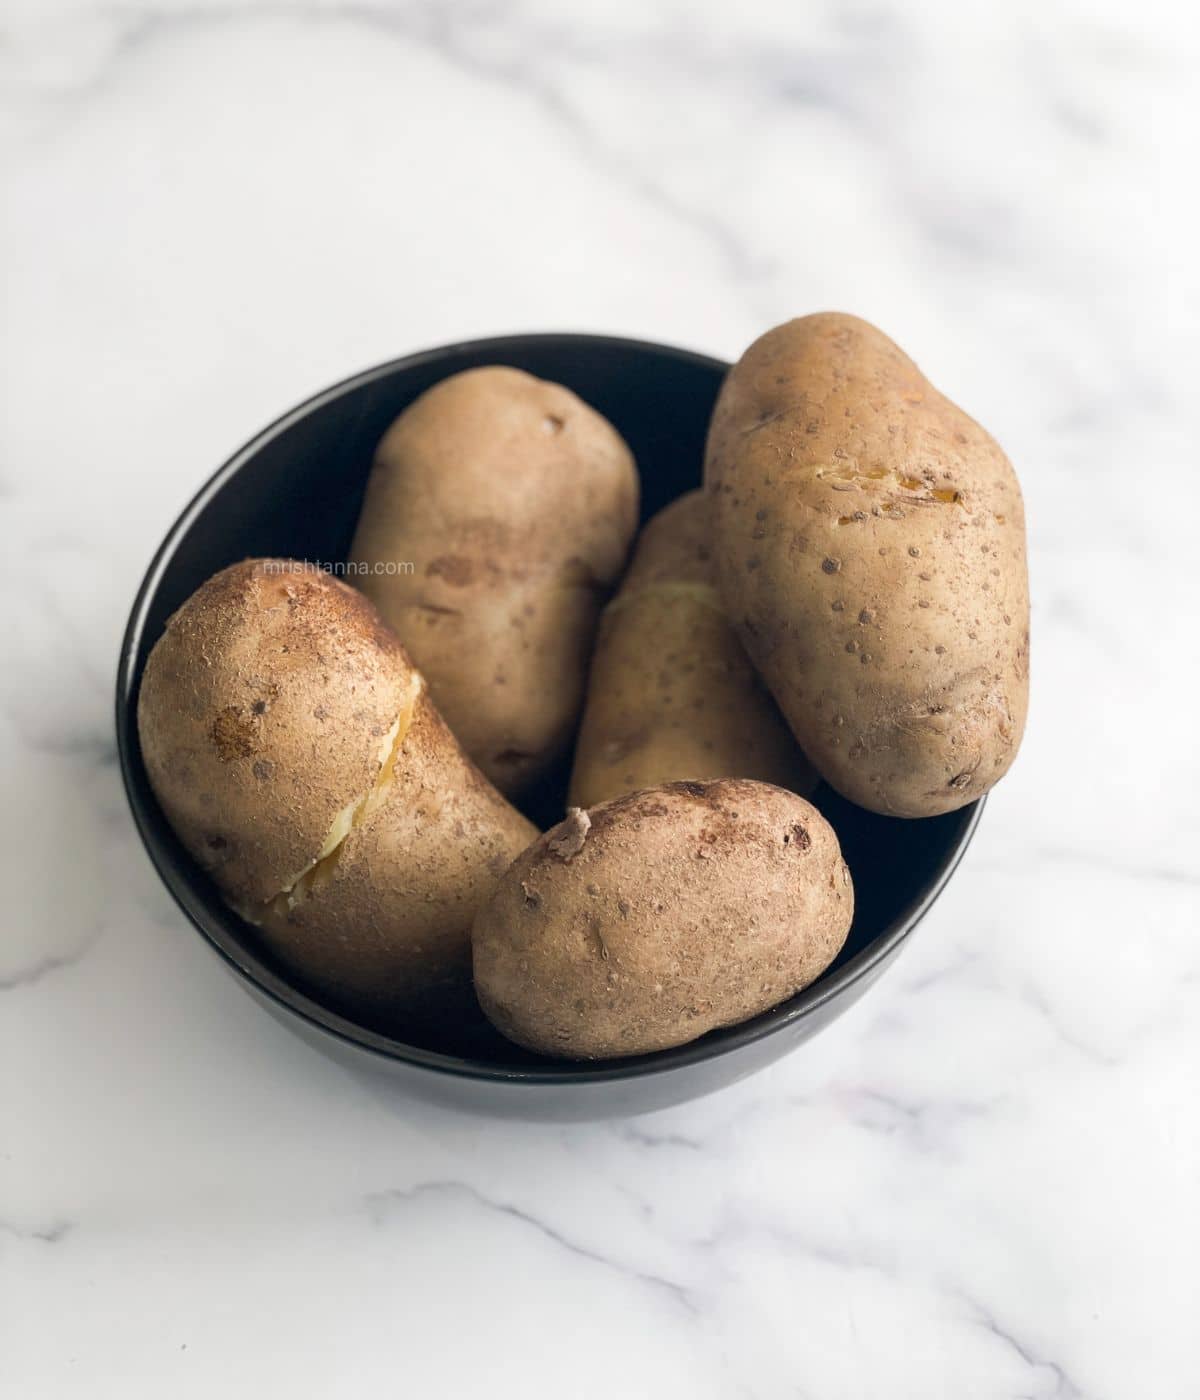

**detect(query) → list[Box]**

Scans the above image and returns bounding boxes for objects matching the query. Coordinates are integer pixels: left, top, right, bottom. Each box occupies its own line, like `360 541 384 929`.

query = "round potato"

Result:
137 559 537 1028
569 490 817 808
349 366 639 795
705 313 1030 817
473 779 853 1059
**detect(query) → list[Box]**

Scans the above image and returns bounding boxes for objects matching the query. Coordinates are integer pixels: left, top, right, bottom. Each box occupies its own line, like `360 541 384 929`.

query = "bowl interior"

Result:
117 334 979 1082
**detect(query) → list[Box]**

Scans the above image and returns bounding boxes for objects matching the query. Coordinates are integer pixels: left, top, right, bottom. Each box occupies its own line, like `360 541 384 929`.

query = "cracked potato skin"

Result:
349 366 639 796
137 559 536 1029
257 691 537 1029
704 313 1030 817
473 779 853 1060
569 491 818 808
137 559 412 909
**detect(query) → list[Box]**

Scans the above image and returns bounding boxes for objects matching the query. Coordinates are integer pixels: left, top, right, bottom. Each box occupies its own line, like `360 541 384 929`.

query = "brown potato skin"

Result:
349 366 639 795
473 779 853 1060
137 559 536 1028
137 559 412 909
569 491 818 808
704 313 1030 818
258 692 536 1029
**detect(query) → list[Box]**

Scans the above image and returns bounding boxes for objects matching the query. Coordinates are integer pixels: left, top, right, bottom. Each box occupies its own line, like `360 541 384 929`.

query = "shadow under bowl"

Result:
115 333 982 1121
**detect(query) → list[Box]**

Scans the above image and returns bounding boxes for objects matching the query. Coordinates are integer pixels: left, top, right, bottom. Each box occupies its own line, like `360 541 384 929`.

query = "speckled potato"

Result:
569 491 817 808
705 313 1030 817
349 366 639 795
473 779 853 1059
137 559 536 1029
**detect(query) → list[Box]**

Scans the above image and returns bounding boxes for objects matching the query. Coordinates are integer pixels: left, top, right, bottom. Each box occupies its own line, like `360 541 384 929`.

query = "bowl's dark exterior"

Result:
116 333 983 1121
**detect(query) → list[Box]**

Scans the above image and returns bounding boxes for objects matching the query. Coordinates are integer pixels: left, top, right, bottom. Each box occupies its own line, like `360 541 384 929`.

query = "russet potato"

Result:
473 778 853 1059
569 490 817 808
349 366 639 796
137 559 536 1029
704 313 1030 817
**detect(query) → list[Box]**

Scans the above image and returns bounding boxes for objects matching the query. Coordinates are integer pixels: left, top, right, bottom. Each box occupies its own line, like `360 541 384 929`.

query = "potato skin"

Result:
258 691 536 1028
137 559 536 1028
473 779 853 1059
137 559 412 909
705 313 1030 818
349 366 639 795
569 491 817 808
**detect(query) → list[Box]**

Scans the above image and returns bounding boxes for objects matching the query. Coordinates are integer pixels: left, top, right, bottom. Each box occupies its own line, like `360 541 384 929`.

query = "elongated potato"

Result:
349 366 639 795
705 313 1030 817
137 559 536 1029
473 779 853 1059
569 491 817 807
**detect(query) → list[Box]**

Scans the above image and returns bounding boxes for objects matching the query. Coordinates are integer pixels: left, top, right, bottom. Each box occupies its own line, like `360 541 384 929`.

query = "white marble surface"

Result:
3 1 1198 1395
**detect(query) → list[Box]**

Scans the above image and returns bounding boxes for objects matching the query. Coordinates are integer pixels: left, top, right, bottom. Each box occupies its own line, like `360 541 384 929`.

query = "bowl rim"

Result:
115 331 984 1087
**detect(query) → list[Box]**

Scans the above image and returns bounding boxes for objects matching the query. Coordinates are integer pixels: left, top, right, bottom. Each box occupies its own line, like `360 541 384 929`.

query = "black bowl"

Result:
115 333 982 1120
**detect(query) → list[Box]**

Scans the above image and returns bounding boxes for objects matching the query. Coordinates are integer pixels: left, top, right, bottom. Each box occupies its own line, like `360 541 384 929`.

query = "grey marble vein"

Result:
0 935 100 992
19 1 774 280
957 1290 1089 1400
0 1219 74 1245
366 1180 700 1314
618 1122 706 1152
